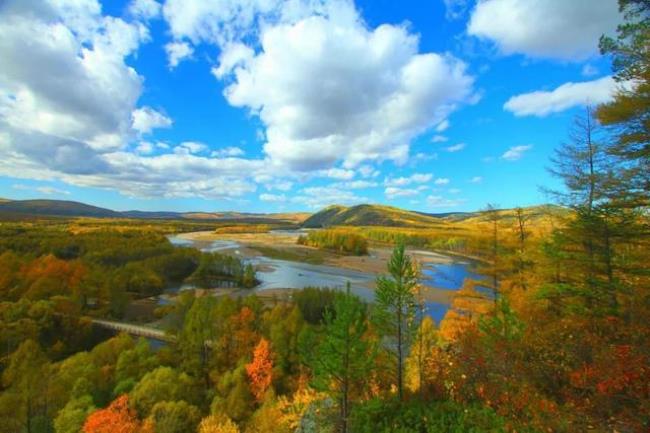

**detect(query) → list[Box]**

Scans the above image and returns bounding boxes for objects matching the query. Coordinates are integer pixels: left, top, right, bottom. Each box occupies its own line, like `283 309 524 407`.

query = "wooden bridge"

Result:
90 318 175 342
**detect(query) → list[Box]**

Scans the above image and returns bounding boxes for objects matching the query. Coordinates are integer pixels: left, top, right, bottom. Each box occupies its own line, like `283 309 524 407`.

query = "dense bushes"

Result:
291 287 337 324
350 399 508 433
297 230 368 255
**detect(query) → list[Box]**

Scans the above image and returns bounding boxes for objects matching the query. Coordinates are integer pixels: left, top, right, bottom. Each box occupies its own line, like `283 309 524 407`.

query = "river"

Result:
168 232 486 324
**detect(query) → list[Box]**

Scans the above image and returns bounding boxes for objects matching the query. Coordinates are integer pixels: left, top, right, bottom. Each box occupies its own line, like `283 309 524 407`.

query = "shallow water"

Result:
167 233 485 324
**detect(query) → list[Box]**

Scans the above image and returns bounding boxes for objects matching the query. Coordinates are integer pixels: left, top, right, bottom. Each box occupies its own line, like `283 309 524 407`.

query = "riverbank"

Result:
174 230 458 275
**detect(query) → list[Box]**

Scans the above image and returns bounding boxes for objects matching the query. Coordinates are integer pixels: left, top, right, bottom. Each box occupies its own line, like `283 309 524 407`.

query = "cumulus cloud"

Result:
260 193 287 202
467 0 621 60
434 177 450 185
385 173 432 187
504 76 625 117
128 0 161 21
132 107 172 134
501 145 532 161
165 41 194 68
211 146 245 157
199 1 476 170
385 185 427 199
174 141 208 155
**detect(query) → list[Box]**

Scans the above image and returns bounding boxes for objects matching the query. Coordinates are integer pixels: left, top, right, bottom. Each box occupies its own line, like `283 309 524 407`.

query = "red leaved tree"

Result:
83 395 140 433
245 338 274 401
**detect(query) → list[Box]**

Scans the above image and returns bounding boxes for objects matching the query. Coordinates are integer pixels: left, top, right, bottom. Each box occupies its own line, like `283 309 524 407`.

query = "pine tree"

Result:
309 284 374 433
374 243 418 401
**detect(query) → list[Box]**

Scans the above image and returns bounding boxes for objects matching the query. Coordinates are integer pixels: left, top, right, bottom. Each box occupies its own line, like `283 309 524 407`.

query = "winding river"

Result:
168 232 486 323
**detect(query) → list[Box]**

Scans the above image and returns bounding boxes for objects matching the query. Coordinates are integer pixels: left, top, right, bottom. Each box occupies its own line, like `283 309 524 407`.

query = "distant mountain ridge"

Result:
0 199 308 222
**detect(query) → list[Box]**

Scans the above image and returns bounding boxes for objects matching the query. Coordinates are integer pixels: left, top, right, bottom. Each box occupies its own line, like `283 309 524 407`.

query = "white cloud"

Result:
468 0 621 60
501 145 532 161
470 176 483 183
260 193 287 202
174 141 208 155
211 146 245 157
266 180 293 191
132 107 172 134
0 0 147 158
37 186 71 195
358 165 380 178
504 76 625 117
385 186 421 199
216 2 475 170
323 168 355 180
165 41 194 68
445 143 466 152
431 135 448 143
211 42 255 78
135 141 155 155
444 0 470 20
448 188 461 194
385 173 432 187
435 119 450 132
434 177 450 185
334 180 378 189
128 0 161 21
12 183 70 195
427 195 465 208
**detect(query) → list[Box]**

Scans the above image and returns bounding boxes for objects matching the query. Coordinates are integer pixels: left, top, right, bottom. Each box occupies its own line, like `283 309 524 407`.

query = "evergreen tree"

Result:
374 243 418 401
309 284 374 433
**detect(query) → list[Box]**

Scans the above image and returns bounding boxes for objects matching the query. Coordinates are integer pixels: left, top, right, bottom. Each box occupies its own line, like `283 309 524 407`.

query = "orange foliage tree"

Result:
245 338 274 401
83 395 140 433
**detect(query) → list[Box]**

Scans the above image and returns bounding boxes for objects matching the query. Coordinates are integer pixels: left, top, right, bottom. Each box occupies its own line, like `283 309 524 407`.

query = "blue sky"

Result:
0 0 623 213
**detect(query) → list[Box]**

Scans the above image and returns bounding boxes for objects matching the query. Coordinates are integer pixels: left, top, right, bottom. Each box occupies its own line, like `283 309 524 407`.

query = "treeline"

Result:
297 229 368 255
0 220 257 325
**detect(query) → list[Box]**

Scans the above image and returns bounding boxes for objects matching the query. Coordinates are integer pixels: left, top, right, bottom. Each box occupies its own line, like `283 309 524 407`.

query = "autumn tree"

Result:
246 338 274 402
198 414 240 433
405 316 439 396
545 107 629 314
374 243 418 401
83 395 140 433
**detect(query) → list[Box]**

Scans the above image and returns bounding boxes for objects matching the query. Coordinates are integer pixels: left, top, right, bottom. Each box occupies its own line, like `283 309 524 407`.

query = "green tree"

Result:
130 367 198 417
598 0 650 199
146 400 201 433
53 395 95 433
1 340 51 433
374 244 418 401
308 285 374 433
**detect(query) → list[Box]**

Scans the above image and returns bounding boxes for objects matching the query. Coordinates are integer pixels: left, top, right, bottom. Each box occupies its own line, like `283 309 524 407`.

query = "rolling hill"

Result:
0 199 122 218
302 204 448 228
301 203 567 228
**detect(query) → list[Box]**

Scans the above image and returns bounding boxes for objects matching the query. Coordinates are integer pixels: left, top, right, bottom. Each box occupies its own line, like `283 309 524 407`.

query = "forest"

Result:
0 1 648 432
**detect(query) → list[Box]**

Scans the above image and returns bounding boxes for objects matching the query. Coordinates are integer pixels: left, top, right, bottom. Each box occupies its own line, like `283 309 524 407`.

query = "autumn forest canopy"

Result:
0 0 649 432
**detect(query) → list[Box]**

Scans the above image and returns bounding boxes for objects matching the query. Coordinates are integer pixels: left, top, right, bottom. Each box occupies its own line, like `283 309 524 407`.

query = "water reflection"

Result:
167 233 485 323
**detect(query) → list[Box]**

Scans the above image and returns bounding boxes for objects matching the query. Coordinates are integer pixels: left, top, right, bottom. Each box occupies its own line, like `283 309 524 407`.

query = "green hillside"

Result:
302 204 446 228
